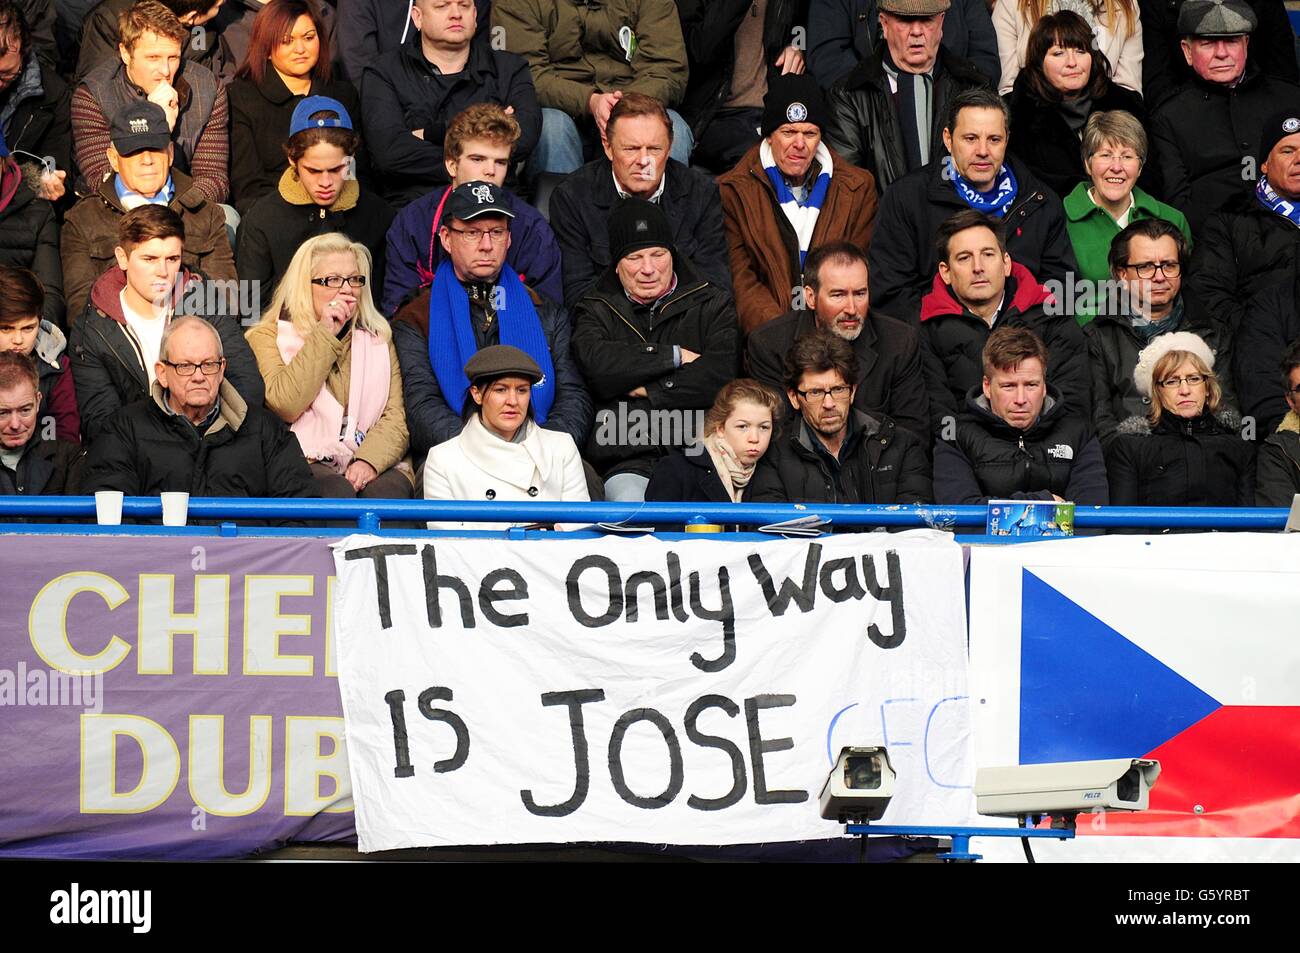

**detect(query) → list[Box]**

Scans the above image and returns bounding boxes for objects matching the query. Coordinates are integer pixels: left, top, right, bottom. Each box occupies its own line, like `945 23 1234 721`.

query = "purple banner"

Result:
0 535 356 859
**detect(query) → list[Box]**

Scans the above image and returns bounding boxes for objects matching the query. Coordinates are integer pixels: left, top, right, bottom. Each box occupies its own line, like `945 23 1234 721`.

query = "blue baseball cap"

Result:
289 96 353 137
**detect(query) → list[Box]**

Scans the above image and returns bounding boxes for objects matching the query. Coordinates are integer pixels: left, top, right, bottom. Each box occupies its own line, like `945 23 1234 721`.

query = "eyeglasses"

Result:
796 384 852 402
446 226 509 244
1157 374 1207 390
1125 260 1181 278
163 358 225 377
1093 151 1140 164
311 274 367 289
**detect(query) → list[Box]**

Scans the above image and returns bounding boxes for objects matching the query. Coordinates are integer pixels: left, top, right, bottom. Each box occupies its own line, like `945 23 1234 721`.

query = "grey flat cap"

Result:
1178 0 1257 36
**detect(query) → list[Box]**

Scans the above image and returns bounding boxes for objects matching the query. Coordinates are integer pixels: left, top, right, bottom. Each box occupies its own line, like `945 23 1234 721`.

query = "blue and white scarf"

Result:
427 259 556 423
949 160 1018 217
761 138 833 268
1257 175 1300 229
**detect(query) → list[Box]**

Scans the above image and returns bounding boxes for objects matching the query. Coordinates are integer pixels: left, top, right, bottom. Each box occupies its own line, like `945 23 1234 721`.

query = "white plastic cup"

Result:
161 492 190 527
94 490 123 526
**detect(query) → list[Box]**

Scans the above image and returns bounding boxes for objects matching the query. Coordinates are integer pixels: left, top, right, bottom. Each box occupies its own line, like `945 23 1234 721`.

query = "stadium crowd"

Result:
3 0 1300 515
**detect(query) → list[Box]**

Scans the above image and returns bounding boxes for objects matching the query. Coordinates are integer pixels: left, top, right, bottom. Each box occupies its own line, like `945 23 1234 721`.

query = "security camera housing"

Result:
819 746 897 823
974 758 1161 818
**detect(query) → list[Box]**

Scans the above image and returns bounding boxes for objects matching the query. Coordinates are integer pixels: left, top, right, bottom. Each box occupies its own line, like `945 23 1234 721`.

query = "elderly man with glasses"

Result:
390 180 591 463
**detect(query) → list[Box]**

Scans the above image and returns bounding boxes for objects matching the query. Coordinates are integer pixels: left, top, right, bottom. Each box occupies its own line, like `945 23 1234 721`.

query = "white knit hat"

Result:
1133 331 1216 398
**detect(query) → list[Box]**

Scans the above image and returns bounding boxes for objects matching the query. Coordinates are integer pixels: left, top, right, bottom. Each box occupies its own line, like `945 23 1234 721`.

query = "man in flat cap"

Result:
1150 0 1300 232
719 72 879 334
825 0 992 191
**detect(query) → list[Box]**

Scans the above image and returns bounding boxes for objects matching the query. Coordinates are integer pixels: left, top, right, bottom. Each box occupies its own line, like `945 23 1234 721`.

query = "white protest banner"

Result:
969 533 1300 862
332 530 974 850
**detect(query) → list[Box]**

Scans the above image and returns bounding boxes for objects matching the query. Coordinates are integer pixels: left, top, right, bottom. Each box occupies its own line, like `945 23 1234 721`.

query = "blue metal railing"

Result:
0 497 1290 533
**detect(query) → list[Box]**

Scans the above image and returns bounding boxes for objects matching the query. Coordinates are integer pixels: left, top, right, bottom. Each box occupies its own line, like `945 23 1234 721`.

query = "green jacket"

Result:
491 0 688 117
1063 183 1192 325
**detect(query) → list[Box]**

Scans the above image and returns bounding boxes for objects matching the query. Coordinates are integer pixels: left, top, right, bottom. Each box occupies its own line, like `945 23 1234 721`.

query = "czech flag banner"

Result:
968 533 1300 862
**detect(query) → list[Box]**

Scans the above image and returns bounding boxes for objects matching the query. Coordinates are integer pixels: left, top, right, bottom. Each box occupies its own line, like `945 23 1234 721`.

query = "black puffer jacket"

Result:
1 54 71 198
676 0 802 139
1105 409 1255 506
933 386 1108 504
918 264 1091 433
549 157 732 309
826 45 991 193
80 382 316 519
1150 66 1300 233
1086 294 1234 447
748 409 932 504
1255 412 1300 507
1187 192 1300 338
571 258 739 478
1234 269 1300 436
646 445 739 503
868 154 1078 320
0 437 82 497
0 165 63 328
1006 74 1150 201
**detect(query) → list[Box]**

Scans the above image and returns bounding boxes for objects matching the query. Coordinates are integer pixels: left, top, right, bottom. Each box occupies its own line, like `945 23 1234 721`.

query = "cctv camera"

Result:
974 758 1160 819
819 746 897 823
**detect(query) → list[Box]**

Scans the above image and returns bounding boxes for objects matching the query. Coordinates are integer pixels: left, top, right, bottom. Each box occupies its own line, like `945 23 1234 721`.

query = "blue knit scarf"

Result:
427 259 556 422
1257 175 1300 229
950 161 1018 217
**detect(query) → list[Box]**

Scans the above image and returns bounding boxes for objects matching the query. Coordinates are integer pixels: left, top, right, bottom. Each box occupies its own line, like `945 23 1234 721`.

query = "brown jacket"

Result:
718 142 878 334
61 169 237 320
245 318 411 480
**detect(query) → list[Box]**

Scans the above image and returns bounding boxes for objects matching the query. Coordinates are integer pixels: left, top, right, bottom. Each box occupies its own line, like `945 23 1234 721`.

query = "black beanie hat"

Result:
761 72 830 138
1259 107 1300 164
607 198 675 263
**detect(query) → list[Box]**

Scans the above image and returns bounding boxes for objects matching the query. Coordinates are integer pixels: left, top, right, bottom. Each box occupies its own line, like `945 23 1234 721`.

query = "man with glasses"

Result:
391 180 591 463
81 315 316 511
749 328 931 504
70 204 261 443
1087 218 1232 447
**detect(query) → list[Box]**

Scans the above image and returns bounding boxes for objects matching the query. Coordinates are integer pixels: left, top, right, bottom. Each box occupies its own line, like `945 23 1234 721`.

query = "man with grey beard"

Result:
745 240 929 439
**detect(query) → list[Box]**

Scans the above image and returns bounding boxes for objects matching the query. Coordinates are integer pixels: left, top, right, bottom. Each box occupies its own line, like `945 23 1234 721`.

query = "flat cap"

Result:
1178 0 1257 36
878 0 950 15
464 345 542 385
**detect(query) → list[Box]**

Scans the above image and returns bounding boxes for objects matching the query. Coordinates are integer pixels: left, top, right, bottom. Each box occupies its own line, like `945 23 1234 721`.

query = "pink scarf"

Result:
276 320 390 473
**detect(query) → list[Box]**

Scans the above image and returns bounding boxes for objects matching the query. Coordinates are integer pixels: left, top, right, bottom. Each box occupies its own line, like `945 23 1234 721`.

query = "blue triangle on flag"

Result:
1019 570 1221 764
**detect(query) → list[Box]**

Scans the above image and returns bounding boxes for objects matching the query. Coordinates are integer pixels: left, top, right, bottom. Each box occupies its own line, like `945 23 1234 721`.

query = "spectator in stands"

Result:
246 232 413 500
571 199 738 502
1255 339 1300 506
646 377 782 503
228 0 358 216
0 351 80 495
748 328 932 503
747 240 929 439
0 124 62 328
934 325 1107 503
720 73 878 334
336 0 488 85
492 0 692 175
70 205 262 443
423 344 589 530
0 264 78 442
825 0 991 191
62 101 235 320
1087 219 1230 446
1006 13 1146 201
382 103 562 315
1064 110 1190 295
72 1 230 204
808 0 1000 88
391 181 591 463
1150 0 1300 233
0 0 69 204
550 92 730 309
13 0 53 69
676 0 807 175
1107 331 1254 505
1188 108 1300 341
994 0 1142 95
869 88 1077 320
237 96 394 299
361 0 538 210
918 210 1090 434
81 315 317 508
1235 263 1300 435
1140 0 1296 111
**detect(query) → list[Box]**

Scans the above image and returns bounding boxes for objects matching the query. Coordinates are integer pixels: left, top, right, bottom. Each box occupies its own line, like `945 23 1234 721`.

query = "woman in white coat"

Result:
423 345 590 530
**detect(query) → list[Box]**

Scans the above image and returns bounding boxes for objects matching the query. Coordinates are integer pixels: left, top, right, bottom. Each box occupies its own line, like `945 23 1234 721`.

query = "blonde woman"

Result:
245 232 413 498
993 0 1142 95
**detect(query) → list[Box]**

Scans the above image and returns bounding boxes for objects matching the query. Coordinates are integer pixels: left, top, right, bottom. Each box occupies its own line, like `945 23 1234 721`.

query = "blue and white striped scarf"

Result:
761 139 833 269
1257 175 1300 229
